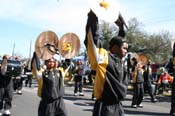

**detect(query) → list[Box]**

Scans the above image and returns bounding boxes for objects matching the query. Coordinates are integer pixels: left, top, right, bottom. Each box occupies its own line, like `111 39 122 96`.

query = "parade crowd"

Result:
1 10 175 116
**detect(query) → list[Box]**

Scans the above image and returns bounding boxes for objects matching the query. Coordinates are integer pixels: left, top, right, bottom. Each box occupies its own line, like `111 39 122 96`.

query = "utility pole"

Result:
29 40 32 58
12 43 15 58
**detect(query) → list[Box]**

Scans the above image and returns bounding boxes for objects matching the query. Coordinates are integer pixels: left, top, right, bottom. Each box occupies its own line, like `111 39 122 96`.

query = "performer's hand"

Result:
114 13 124 30
86 10 98 36
87 10 98 28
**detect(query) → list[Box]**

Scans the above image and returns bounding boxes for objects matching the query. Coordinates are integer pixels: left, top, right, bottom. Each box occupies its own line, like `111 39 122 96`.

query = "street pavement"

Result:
10 82 172 116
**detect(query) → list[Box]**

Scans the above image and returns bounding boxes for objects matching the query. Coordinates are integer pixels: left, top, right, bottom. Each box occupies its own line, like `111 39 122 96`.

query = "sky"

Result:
0 0 175 58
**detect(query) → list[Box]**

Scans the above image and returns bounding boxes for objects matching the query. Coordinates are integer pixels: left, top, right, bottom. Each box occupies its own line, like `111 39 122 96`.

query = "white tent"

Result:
72 55 85 61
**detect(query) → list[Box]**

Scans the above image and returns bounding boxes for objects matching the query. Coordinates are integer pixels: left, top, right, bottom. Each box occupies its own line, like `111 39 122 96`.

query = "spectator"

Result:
156 70 173 94
165 58 174 76
13 57 23 95
143 60 158 102
74 60 84 96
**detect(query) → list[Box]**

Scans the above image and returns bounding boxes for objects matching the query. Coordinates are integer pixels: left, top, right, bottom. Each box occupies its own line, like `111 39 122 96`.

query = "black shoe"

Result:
3 114 11 116
171 113 175 116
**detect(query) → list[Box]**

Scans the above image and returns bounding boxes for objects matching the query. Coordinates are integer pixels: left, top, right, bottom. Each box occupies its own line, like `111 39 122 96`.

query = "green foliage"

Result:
99 20 118 50
99 18 173 64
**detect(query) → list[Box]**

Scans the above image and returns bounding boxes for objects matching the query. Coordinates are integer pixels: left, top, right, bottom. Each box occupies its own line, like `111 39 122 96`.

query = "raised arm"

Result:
84 10 99 48
115 13 126 38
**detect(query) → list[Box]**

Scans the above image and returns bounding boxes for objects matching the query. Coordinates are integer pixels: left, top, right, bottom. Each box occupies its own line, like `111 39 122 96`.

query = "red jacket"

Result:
158 72 174 84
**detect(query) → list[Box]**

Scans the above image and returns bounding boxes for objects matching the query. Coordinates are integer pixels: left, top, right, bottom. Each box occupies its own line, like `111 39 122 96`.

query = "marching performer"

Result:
38 57 67 116
32 30 68 116
170 42 175 116
0 55 13 116
84 10 128 116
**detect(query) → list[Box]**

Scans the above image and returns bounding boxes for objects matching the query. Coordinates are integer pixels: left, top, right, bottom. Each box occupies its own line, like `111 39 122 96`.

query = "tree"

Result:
125 18 147 52
99 20 118 50
99 18 173 63
146 32 172 63
127 18 173 63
